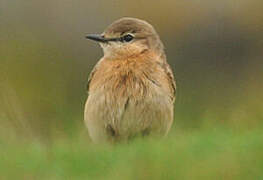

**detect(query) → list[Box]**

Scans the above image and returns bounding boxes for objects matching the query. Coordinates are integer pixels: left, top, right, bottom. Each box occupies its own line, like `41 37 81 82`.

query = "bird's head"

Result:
86 17 164 60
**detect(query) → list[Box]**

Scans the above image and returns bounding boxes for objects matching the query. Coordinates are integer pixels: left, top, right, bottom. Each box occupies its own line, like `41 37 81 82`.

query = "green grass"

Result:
0 127 263 180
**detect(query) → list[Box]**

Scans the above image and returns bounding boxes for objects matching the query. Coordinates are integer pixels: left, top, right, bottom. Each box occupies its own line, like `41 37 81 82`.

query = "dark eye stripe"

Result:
122 34 134 42
105 34 134 43
105 37 121 42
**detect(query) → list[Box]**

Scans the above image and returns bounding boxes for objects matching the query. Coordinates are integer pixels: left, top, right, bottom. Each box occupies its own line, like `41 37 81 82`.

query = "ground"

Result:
1 125 262 180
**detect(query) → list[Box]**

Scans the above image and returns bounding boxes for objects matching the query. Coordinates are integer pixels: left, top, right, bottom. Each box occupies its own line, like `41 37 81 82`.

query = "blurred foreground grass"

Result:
1 125 262 180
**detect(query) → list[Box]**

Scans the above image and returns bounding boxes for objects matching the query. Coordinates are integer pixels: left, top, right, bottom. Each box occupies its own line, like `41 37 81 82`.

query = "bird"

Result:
84 17 176 143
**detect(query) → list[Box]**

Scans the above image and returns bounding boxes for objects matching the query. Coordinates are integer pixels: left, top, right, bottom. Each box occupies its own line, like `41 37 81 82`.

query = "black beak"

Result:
85 34 107 43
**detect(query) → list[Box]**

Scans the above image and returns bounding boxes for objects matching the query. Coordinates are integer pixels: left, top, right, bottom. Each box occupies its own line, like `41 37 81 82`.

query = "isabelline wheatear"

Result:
85 17 176 143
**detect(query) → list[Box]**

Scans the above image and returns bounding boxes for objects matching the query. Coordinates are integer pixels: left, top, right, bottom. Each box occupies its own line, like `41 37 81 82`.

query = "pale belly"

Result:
84 78 174 143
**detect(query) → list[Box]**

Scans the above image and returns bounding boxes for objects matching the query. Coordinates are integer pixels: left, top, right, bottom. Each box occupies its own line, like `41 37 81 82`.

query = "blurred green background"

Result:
0 0 263 179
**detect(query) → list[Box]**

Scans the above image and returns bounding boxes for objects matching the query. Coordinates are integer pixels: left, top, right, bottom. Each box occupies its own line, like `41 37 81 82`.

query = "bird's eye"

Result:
122 34 134 42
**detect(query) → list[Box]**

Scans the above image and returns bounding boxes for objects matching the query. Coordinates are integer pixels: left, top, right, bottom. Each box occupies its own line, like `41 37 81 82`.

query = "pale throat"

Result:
101 43 149 60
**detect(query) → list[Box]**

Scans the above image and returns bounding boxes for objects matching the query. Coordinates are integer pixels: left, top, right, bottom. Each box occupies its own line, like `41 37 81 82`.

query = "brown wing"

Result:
86 59 103 93
164 63 176 101
160 54 176 102
86 67 96 92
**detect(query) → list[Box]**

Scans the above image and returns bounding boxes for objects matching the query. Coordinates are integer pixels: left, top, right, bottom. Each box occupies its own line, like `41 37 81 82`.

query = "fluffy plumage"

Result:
84 17 176 143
